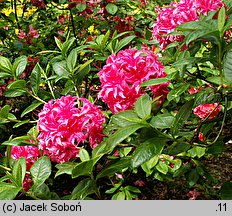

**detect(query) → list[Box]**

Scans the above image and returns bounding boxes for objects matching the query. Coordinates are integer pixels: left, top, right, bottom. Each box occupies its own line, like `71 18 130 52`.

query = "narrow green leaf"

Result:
13 120 30 128
101 30 111 48
96 158 131 180
30 156 51 190
218 6 226 34
21 102 43 118
141 78 169 87
54 36 63 51
30 63 42 95
135 94 151 119
12 157 26 187
67 49 77 71
131 137 166 168
62 37 76 57
167 84 190 101
223 48 232 83
171 100 194 135
163 142 190 155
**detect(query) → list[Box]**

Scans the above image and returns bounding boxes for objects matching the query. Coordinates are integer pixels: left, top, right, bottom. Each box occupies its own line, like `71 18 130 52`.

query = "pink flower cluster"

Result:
11 144 41 191
18 25 39 45
193 103 221 119
37 96 105 163
98 48 169 114
152 0 224 49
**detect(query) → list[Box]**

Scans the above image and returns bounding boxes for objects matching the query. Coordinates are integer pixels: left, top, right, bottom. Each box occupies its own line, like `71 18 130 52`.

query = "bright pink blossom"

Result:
193 103 221 119
98 48 169 113
38 96 105 163
11 144 41 170
152 0 224 49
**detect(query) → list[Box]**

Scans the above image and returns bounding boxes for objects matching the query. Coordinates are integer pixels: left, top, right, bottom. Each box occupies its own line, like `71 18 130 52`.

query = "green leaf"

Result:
188 146 206 158
115 35 136 53
7 80 26 89
76 3 86 12
12 157 26 188
54 36 63 51
21 102 43 118
67 49 77 71
124 186 141 193
79 148 90 162
187 169 199 187
55 162 76 178
53 61 69 77
141 77 169 87
220 182 232 200
75 61 93 85
218 6 226 34
171 100 194 135
223 48 232 83
30 156 51 190
13 55 28 78
111 110 142 127
167 84 190 101
207 141 224 156
106 3 118 15
96 158 131 180
72 155 102 178
70 178 97 200
156 160 169 175
101 30 111 48
150 114 174 129
0 56 12 73
0 183 21 200
163 142 190 155
34 183 52 200
30 63 42 95
0 72 11 78
62 37 76 57
112 191 125 200
131 137 166 168
135 94 151 119
13 120 30 128
0 105 10 118
3 89 26 97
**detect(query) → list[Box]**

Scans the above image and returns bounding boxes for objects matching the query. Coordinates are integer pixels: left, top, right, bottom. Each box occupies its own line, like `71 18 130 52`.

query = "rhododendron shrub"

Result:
152 0 224 49
98 48 169 113
37 96 105 163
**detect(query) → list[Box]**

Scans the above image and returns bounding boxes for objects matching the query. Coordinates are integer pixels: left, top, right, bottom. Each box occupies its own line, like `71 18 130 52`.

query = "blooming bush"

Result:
0 0 232 200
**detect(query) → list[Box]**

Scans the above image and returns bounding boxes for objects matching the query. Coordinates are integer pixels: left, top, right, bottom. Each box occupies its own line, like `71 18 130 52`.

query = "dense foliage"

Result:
0 0 232 200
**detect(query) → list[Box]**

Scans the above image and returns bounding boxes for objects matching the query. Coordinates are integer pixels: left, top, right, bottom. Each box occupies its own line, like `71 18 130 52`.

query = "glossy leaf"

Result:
218 6 226 34
7 80 26 89
55 162 76 178
156 160 169 175
30 156 51 190
135 94 151 119
30 63 42 95
167 84 190 102
3 89 26 97
106 3 118 15
150 114 174 129
131 137 166 168
163 142 190 155
0 56 12 73
12 157 26 188
79 148 90 162
115 35 136 53
96 158 131 180
223 47 232 83
0 105 10 119
141 77 169 87
13 55 28 78
21 102 43 118
171 100 194 135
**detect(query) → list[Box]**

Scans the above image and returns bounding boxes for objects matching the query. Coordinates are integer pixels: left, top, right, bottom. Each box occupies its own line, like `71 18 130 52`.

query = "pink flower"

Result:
187 188 200 200
188 87 201 94
198 132 206 142
193 103 221 119
98 48 169 113
28 26 39 39
134 180 145 187
152 0 224 49
11 144 41 191
37 96 105 163
11 144 41 170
